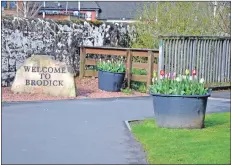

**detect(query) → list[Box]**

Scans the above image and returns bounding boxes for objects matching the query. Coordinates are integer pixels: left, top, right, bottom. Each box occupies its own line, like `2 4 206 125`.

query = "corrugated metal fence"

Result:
158 36 231 85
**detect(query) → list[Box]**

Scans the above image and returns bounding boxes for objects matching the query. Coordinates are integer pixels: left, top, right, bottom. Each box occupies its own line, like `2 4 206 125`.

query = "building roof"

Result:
41 1 100 10
40 1 155 20
96 1 155 20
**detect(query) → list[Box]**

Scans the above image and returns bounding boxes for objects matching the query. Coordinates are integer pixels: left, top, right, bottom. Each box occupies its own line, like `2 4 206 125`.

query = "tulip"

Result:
200 78 205 84
176 77 182 82
168 73 171 78
185 69 190 75
171 72 176 79
152 77 157 83
189 76 193 81
153 71 157 78
160 70 165 76
165 73 170 78
192 69 196 76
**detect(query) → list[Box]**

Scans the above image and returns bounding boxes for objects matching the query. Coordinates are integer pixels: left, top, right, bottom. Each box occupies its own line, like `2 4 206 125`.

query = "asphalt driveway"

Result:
2 96 230 164
211 90 231 99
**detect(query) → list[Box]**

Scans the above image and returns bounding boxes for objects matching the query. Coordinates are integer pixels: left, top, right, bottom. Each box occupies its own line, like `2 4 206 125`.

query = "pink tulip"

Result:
171 72 176 79
165 73 171 79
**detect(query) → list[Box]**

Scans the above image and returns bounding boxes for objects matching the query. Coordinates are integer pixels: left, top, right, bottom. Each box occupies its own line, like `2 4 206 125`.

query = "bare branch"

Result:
31 3 43 18
14 1 42 18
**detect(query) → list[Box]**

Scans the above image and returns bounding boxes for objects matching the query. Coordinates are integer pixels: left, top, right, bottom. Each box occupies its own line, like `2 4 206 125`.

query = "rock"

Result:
11 55 77 97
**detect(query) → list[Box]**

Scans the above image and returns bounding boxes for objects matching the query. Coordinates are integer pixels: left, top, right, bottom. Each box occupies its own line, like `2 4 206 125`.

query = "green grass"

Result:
131 112 231 164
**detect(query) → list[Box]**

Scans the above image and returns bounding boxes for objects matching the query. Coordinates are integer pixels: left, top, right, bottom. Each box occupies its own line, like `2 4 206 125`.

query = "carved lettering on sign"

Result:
23 66 66 86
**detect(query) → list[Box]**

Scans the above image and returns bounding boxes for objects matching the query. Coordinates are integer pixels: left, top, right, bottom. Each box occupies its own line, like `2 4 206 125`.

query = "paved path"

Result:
211 90 230 99
2 96 230 164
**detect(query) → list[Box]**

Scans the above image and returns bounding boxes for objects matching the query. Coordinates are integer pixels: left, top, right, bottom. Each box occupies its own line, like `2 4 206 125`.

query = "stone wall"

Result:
1 16 136 86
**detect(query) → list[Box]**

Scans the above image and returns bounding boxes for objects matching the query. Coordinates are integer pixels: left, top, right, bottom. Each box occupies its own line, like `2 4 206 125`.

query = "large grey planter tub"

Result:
151 90 211 129
98 70 125 92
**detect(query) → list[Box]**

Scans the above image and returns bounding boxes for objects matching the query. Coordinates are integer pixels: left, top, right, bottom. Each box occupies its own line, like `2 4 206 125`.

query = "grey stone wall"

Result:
1 16 136 86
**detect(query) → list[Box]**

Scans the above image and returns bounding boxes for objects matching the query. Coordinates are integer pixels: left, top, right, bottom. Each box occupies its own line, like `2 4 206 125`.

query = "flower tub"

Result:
150 69 211 129
98 70 125 92
97 58 126 92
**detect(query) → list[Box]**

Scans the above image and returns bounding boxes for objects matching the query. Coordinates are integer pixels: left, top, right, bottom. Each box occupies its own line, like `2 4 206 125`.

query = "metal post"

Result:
16 1 18 17
158 39 164 80
43 1 45 18
78 1 80 11
78 1 81 18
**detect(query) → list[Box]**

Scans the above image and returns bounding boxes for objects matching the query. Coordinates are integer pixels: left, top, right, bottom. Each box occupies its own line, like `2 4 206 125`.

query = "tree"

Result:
131 2 230 49
212 1 231 36
15 1 43 18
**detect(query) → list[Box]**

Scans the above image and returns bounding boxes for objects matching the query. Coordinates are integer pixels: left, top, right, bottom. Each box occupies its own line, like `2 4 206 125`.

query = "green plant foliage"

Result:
96 59 126 73
131 2 231 49
131 81 147 93
121 87 133 94
89 20 103 26
150 74 208 95
131 68 147 93
71 19 85 24
132 68 147 75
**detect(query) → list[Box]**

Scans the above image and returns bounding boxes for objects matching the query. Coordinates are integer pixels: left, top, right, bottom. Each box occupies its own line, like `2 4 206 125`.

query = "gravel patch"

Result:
2 77 148 102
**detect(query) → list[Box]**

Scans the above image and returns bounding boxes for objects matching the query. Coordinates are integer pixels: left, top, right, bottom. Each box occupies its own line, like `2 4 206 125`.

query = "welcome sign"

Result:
23 66 67 86
11 55 77 97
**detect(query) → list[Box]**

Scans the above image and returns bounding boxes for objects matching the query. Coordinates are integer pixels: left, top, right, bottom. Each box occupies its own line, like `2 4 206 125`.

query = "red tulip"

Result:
160 70 165 76
192 69 196 76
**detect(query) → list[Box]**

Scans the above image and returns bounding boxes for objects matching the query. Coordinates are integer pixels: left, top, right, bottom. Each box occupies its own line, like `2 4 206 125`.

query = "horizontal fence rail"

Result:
159 36 231 86
79 46 159 89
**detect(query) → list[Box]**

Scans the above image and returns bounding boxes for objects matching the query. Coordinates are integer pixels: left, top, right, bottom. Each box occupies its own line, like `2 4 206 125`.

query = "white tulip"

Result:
200 78 205 84
189 76 193 81
152 77 157 83
176 77 181 82
182 75 187 79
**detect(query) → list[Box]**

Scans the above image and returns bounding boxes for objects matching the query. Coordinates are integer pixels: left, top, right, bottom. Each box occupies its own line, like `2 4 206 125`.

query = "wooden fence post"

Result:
147 51 154 89
126 50 132 88
79 47 86 78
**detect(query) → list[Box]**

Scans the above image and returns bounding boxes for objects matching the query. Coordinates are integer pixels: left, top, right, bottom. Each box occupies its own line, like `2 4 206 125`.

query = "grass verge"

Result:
131 112 230 164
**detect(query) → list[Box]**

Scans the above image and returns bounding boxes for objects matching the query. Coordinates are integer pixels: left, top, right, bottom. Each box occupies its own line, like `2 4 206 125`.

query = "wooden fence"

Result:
79 46 159 88
158 36 231 86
